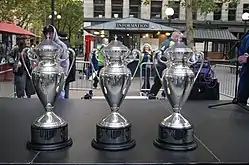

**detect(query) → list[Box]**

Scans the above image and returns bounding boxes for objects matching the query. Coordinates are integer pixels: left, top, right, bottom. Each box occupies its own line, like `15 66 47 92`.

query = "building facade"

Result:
84 0 249 26
83 0 248 58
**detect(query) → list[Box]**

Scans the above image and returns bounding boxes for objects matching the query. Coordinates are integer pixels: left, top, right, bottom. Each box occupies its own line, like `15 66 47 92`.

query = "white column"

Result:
105 0 112 18
123 0 129 18
179 0 185 20
161 0 167 20
222 3 228 21
140 1 151 19
84 0 93 18
206 13 214 20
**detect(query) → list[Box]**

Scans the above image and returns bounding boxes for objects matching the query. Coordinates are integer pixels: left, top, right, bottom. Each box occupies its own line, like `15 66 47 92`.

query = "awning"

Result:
0 21 36 36
183 29 238 41
228 27 244 33
84 17 178 32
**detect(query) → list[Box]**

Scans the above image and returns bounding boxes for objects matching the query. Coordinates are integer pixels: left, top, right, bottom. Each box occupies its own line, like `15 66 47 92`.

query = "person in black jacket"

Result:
7 36 35 98
147 31 182 99
58 31 76 99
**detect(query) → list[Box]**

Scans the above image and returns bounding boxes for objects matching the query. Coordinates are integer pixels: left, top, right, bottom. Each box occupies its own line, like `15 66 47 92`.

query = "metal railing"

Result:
0 67 15 98
0 61 243 100
212 64 240 98
69 60 94 92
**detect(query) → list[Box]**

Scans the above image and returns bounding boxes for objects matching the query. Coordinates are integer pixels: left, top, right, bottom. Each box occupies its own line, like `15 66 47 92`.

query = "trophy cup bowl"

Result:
153 41 204 151
91 36 136 151
21 39 75 151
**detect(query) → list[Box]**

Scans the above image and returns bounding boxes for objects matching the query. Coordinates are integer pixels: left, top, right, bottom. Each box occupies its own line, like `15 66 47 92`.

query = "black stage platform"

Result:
0 98 249 163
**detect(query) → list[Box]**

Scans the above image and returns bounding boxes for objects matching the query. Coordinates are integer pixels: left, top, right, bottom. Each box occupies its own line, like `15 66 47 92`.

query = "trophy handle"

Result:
124 49 133 64
188 51 205 82
129 49 142 80
21 48 38 79
65 48 76 80
153 49 170 82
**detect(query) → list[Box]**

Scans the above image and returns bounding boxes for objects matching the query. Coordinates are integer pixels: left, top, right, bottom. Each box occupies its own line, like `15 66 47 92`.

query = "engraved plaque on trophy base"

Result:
27 124 73 151
91 124 135 151
154 123 197 151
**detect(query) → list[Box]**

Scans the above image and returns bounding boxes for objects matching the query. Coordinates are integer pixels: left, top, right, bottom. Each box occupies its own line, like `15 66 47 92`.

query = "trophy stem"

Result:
110 105 119 112
172 106 181 113
45 103 54 112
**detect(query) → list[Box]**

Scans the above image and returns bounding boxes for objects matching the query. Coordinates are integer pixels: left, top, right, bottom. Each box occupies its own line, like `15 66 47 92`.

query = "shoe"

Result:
147 93 156 99
83 93 92 100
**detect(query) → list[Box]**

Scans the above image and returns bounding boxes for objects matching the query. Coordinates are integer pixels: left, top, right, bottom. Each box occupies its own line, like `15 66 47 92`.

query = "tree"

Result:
0 0 84 47
55 0 84 46
143 0 240 48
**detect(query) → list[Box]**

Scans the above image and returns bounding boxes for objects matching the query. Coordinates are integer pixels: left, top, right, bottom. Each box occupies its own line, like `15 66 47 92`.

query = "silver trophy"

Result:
91 36 138 151
21 39 75 151
153 40 204 151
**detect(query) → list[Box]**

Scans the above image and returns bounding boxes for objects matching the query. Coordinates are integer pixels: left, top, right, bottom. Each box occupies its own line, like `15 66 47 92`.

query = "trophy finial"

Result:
114 35 118 41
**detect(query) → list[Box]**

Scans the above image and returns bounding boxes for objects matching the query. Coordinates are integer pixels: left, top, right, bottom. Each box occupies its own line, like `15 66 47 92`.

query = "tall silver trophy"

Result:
153 40 204 151
21 39 75 151
91 36 138 151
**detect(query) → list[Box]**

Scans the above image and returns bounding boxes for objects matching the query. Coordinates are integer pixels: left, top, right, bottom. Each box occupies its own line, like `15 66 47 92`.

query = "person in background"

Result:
237 34 249 106
58 31 76 99
140 43 153 95
147 31 183 99
92 38 109 89
42 25 69 99
7 35 35 98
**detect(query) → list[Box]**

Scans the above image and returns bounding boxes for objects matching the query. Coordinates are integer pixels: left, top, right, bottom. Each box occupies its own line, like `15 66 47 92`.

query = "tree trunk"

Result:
185 0 194 49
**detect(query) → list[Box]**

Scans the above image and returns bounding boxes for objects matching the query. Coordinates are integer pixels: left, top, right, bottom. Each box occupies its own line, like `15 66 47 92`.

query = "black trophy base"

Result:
153 123 197 151
91 123 135 151
27 123 73 151
27 137 73 152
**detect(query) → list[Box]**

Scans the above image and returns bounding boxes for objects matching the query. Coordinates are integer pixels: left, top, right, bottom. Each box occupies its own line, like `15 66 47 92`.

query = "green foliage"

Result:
0 0 84 47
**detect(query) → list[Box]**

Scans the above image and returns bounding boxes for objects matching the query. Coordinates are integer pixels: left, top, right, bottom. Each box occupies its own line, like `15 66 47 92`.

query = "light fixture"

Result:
114 14 119 18
99 15 103 18
165 7 174 16
57 15 61 19
242 12 249 21
156 31 160 35
145 33 149 38
166 32 171 36
100 34 105 38
100 30 105 34
93 31 100 35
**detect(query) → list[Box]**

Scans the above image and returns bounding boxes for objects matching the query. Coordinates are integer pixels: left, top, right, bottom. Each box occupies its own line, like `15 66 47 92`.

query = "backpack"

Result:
190 60 216 88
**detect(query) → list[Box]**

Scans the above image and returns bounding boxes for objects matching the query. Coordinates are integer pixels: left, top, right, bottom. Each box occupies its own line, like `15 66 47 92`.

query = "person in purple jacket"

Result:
42 25 69 99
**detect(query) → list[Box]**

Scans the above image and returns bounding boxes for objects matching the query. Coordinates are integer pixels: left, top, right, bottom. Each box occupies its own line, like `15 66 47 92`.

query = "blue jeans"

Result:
64 83 70 99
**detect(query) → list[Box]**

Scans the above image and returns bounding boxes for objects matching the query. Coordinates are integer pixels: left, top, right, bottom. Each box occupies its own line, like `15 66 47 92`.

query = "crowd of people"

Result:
6 25 249 106
85 31 183 99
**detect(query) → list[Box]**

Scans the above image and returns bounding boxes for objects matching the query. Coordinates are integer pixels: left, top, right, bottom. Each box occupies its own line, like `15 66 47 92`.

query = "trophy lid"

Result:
103 35 129 54
33 39 62 57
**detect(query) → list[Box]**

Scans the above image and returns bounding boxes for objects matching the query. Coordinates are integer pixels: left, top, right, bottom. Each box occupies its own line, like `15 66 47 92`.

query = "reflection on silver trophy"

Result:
91 36 138 151
153 40 204 151
21 38 75 151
